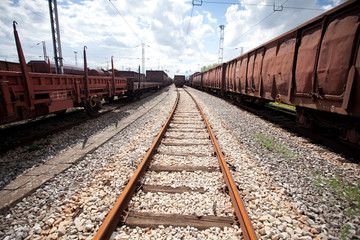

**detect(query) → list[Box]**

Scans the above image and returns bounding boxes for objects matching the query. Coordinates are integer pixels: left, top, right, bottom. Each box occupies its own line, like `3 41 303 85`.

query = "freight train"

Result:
190 0 360 146
0 22 170 125
174 75 185 88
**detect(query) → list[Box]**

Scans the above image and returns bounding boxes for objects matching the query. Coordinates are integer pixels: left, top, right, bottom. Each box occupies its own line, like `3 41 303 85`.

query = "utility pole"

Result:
141 43 145 75
136 43 149 74
37 41 48 61
48 0 64 74
74 51 78 66
218 25 225 64
42 41 48 61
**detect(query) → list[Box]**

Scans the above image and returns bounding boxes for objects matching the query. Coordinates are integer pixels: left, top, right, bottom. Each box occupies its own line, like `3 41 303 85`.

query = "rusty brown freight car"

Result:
189 74 194 87
192 0 360 145
28 61 86 75
227 0 359 116
114 70 145 83
202 63 225 93
174 75 185 88
146 70 168 87
0 23 129 124
191 72 202 88
0 60 33 72
117 70 164 94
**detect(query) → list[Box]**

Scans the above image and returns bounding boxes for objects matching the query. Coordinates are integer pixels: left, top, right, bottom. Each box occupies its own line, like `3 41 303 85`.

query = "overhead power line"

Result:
282 6 325 11
225 10 275 48
183 3 195 49
199 0 324 11
186 4 195 37
224 0 291 48
109 0 143 44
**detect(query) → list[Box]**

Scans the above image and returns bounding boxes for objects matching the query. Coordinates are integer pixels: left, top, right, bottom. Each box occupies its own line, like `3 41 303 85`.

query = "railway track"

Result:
94 88 257 239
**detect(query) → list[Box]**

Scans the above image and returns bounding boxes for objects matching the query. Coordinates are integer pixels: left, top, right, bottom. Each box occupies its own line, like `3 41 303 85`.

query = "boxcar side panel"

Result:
261 46 277 100
253 49 264 96
246 53 255 93
274 37 296 102
235 58 242 93
230 60 237 93
215 65 223 90
295 25 322 95
317 10 359 97
225 61 231 91
239 57 248 94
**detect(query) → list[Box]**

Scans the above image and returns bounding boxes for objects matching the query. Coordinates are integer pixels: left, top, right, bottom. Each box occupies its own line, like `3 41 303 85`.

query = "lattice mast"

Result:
218 25 225 64
142 43 145 75
41 41 48 62
74 51 78 66
48 0 64 74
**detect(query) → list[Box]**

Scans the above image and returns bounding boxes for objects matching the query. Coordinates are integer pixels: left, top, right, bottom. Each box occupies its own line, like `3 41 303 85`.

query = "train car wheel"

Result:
85 102 99 116
296 108 315 129
343 123 360 146
84 95 100 116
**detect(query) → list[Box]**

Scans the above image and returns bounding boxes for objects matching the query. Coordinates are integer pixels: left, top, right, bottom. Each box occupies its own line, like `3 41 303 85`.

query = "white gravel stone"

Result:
2 85 359 239
153 154 218 167
0 87 178 239
142 171 224 191
186 87 360 239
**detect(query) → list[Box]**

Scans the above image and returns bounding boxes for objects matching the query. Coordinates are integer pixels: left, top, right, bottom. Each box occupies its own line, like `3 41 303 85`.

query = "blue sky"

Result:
0 0 345 76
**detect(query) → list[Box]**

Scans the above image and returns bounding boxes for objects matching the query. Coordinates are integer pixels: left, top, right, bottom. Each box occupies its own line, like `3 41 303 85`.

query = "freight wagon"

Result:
0 22 166 125
146 70 169 87
190 72 202 88
190 0 360 146
114 69 145 82
174 75 185 88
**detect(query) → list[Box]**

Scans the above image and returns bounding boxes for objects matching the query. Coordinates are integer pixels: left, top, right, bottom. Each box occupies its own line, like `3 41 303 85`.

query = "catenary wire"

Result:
224 10 275 48
186 4 195 37
108 0 143 44
224 0 291 48
199 0 324 10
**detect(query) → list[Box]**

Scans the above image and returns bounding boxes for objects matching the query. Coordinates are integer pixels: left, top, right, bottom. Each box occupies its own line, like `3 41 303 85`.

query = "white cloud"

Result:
203 10 217 23
0 0 347 76
222 0 346 61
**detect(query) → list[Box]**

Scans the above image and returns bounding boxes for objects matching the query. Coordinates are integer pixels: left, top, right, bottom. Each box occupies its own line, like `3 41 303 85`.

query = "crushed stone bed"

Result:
187 87 360 239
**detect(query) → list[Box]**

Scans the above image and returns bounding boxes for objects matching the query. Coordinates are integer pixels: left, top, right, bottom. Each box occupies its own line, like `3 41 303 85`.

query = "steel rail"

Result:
93 90 180 240
184 88 257 240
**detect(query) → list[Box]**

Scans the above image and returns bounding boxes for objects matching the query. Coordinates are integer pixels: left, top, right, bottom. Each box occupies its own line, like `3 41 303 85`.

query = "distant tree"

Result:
201 63 219 72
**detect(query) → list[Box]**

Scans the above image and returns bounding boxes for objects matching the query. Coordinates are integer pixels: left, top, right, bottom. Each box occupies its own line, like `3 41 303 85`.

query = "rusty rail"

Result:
93 90 180 240
184 88 257 240
94 88 257 239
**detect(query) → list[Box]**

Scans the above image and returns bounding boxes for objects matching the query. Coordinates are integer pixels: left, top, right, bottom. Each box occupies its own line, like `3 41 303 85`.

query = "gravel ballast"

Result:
187 87 360 239
0 89 170 189
0 85 359 239
0 86 177 239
